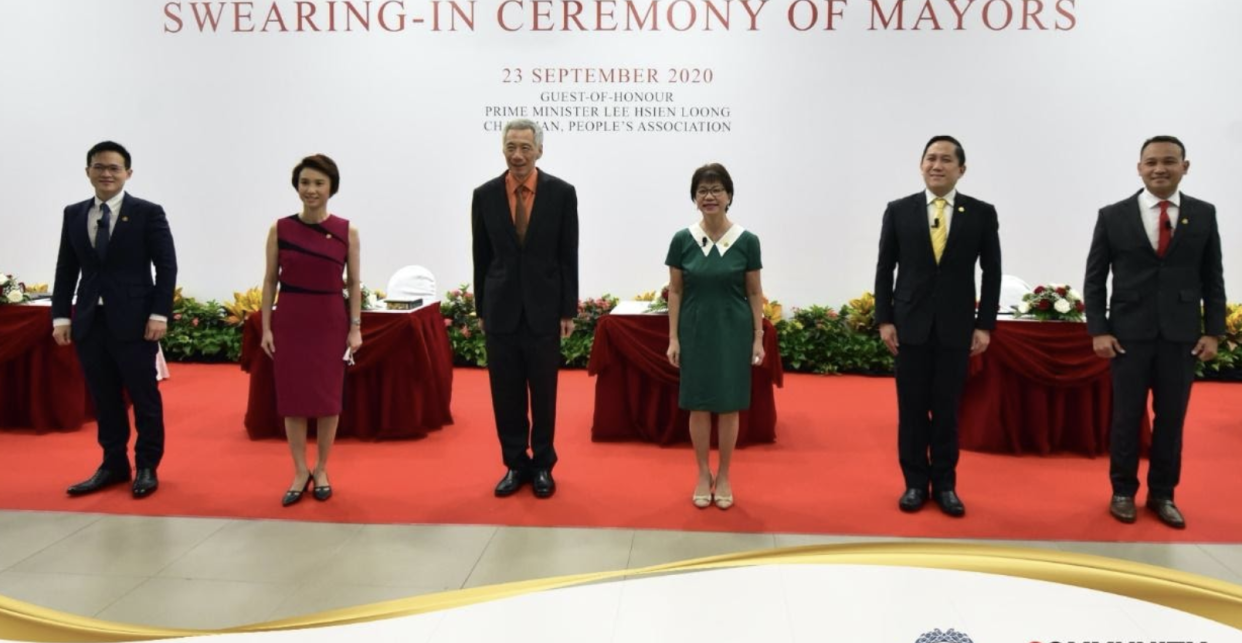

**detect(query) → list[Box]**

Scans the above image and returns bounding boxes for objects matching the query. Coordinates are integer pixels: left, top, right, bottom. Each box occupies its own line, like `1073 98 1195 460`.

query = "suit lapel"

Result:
70 200 97 264
942 193 968 259
908 194 936 268
1124 193 1156 258
494 174 520 247
1164 194 1194 258
524 171 550 243
105 193 132 253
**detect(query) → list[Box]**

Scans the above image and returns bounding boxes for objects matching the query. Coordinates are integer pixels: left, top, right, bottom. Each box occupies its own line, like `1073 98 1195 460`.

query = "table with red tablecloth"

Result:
959 319 1149 456
0 304 91 431
240 304 454 440
586 314 783 446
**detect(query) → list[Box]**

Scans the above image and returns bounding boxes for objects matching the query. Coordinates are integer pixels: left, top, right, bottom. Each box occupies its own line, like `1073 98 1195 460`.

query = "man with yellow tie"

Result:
874 135 1003 518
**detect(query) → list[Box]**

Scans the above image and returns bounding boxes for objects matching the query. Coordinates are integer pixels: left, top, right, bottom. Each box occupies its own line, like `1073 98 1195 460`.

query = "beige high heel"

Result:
714 480 734 510
692 476 714 509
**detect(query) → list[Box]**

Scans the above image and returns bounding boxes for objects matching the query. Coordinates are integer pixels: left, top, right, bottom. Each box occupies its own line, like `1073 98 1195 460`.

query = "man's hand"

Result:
560 317 574 339
1092 334 1125 359
52 325 72 346
144 319 168 342
970 329 991 356
1192 335 1220 362
879 323 899 356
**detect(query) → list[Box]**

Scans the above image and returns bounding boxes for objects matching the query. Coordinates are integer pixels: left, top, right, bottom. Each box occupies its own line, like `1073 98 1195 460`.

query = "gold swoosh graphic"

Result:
3 543 1240 641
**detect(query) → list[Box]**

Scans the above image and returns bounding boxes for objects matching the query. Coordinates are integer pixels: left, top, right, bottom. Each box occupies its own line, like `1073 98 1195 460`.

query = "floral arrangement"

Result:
164 292 243 362
1014 283 1085 322
223 288 263 326
0 273 31 305
360 284 386 311
561 295 619 367
637 285 670 313
440 284 486 367
774 296 893 375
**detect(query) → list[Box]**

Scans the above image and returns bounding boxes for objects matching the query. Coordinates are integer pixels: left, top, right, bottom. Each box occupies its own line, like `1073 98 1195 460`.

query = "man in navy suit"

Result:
874 135 1002 518
472 119 579 499
1085 136 1226 529
52 141 177 498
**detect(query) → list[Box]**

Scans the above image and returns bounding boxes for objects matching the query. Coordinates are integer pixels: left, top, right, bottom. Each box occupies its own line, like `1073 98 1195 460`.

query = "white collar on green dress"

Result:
688 222 746 257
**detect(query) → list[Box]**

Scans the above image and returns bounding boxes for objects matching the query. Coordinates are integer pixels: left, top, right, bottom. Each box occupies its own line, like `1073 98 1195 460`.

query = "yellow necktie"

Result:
931 197 947 264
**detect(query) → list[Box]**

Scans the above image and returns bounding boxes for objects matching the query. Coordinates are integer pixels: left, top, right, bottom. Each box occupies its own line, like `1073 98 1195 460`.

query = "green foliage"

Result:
561 295 619 368
440 284 487 367
775 303 893 375
163 296 242 362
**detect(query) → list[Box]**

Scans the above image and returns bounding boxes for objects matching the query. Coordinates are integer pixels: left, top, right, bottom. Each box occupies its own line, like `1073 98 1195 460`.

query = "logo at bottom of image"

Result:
916 629 974 643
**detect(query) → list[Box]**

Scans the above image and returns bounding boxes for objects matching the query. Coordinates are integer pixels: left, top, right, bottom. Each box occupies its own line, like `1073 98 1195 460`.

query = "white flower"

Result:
6 289 23 303
1054 298 1072 314
1018 302 1031 314
0 274 8 286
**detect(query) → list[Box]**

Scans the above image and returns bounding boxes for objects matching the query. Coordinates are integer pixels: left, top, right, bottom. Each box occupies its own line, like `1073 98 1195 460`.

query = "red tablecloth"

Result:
587 314 783 446
959 319 1149 456
0 304 91 431
240 305 454 440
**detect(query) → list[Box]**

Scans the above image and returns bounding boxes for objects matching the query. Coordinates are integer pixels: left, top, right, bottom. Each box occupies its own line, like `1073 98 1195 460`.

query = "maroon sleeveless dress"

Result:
272 214 350 417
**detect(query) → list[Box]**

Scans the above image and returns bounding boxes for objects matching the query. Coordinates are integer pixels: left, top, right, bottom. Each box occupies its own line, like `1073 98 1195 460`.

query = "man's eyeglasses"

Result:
89 164 126 175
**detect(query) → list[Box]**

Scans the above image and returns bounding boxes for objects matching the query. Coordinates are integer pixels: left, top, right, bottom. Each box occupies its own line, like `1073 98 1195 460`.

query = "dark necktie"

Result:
514 186 529 246
96 203 112 260
1156 200 1172 258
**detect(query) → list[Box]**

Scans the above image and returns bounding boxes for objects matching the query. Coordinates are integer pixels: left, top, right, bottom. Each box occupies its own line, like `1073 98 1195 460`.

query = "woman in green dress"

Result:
665 163 765 510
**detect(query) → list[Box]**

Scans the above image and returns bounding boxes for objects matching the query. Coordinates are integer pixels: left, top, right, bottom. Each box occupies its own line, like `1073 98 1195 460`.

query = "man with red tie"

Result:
1085 136 1227 529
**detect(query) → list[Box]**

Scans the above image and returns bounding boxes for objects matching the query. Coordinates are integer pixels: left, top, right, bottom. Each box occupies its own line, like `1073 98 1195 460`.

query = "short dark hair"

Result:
291 154 340 195
922 135 965 166
690 163 734 205
86 141 132 169
1141 135 1186 159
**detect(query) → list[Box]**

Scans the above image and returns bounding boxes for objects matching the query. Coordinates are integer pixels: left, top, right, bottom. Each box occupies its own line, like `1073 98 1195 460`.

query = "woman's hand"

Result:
667 338 680 367
751 336 765 366
261 329 276 357
347 327 363 353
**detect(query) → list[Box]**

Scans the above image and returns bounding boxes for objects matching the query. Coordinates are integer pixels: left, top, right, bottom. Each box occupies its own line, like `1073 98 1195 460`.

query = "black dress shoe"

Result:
934 490 966 517
532 469 556 499
898 488 927 513
494 469 528 497
313 483 332 502
1146 498 1186 529
67 468 131 496
1109 495 1137 524
132 468 159 499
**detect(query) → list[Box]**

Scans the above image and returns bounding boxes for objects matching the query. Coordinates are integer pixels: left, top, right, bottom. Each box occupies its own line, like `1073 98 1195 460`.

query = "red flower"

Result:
443 318 452 327
661 286 670 301
1056 287 1067 297
191 318 200 327
1033 286 1046 294
174 313 183 321
1075 301 1085 312
461 327 471 338
1037 299 1051 310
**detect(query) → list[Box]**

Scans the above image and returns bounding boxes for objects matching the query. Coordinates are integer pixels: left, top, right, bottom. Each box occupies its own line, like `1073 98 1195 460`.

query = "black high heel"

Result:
312 470 332 502
282 474 312 507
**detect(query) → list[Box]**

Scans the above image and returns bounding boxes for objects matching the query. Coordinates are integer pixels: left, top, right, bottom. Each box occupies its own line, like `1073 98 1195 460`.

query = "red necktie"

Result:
514 186 528 246
1156 200 1172 258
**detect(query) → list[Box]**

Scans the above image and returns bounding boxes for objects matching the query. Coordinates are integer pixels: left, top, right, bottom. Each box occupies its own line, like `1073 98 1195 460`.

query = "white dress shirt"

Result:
925 188 958 234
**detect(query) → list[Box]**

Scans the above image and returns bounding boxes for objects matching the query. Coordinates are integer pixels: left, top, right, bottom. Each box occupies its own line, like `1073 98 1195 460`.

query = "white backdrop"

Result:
2 0 1239 308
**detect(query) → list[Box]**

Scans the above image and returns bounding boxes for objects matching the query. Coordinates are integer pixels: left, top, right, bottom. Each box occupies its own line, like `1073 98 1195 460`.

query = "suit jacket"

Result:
874 191 1002 349
52 194 178 342
1084 190 1226 342
472 170 579 335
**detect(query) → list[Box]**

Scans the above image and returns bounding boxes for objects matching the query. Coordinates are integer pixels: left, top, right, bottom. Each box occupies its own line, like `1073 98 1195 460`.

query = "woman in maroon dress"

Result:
260 154 363 506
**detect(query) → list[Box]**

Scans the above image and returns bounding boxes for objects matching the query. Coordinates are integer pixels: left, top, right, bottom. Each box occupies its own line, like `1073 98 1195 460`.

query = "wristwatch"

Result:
350 318 362 326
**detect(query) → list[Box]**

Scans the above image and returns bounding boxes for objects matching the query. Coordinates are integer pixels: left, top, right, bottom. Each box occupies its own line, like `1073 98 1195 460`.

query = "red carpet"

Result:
1 364 1239 543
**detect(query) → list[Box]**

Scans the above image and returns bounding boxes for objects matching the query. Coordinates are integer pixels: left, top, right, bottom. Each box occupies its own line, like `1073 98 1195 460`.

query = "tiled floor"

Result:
1 510 1240 630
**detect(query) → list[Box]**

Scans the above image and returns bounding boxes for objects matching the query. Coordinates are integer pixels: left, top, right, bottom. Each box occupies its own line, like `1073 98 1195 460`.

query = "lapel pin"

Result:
121 216 129 222
1181 218 1188 225
326 233 333 239
958 206 965 212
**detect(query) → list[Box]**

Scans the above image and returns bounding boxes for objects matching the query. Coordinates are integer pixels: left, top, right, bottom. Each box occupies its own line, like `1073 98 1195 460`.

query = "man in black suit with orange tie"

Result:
472 119 579 499
1085 136 1226 529
874 135 1002 518
52 141 178 498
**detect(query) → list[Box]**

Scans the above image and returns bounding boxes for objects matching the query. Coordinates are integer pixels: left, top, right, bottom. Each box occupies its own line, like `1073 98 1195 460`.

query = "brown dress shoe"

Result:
1109 495 1137 524
1146 498 1186 529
